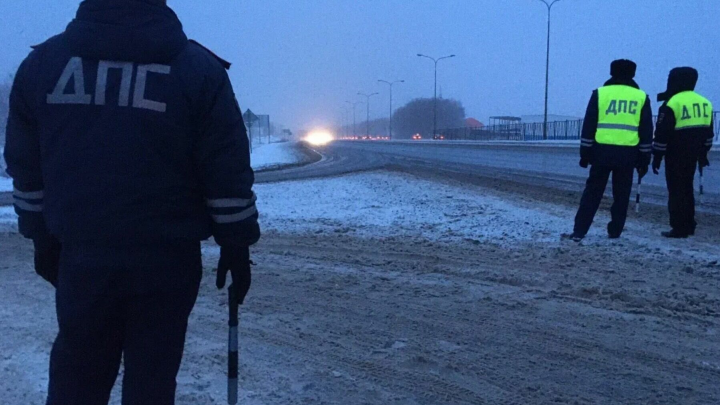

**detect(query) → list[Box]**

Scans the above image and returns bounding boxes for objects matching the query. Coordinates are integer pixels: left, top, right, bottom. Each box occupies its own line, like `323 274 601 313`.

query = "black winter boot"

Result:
661 229 689 239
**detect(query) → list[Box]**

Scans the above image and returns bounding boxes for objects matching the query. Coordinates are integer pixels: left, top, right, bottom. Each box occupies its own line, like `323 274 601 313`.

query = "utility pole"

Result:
345 100 363 137
358 92 379 138
378 79 404 139
417 54 455 138
538 0 561 140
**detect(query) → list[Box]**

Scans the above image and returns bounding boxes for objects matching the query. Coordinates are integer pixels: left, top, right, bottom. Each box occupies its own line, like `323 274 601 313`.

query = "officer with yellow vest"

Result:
652 67 714 238
563 60 653 242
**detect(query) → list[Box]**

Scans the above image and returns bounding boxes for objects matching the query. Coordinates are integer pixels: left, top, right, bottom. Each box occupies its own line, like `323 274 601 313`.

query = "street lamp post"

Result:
538 0 561 140
378 79 404 139
345 100 363 137
417 54 455 138
341 106 350 137
358 92 379 138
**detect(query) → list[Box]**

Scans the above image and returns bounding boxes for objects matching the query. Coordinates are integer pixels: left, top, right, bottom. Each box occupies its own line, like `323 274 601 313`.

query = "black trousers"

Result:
574 165 635 237
46 243 202 405
666 158 698 235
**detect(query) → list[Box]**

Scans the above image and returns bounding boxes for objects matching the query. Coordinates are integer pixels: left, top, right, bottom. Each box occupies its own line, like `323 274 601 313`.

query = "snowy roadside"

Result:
256 171 720 262
0 175 11 193
251 141 313 171
0 206 17 233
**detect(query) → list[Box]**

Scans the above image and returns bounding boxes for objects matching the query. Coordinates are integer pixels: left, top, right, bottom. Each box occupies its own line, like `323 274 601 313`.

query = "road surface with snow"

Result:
2 142 720 404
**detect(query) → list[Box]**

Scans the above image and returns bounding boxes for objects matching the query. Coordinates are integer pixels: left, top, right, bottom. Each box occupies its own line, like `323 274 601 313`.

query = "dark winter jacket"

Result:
580 77 654 168
4 0 260 247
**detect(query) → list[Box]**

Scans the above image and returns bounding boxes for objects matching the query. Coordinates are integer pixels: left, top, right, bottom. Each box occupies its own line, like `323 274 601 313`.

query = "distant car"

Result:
412 134 422 140
433 134 445 140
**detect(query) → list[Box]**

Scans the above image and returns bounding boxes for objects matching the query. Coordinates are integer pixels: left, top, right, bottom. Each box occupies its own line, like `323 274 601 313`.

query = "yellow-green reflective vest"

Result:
667 91 713 131
596 85 647 146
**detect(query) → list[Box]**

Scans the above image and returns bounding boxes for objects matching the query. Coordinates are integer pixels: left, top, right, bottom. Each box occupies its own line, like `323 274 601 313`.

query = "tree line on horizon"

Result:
338 97 466 139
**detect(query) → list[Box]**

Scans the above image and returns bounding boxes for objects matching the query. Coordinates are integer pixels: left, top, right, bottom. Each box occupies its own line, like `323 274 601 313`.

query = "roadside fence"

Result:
441 112 720 142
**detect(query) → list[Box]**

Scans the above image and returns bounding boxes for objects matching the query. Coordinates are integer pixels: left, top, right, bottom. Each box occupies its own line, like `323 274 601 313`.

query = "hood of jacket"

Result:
64 0 188 64
603 77 640 90
657 67 698 102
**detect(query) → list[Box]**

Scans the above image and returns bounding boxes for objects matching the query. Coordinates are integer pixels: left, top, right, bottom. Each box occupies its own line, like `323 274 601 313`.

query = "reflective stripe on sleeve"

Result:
206 193 257 209
13 188 44 200
653 142 667 151
212 206 258 224
14 198 43 212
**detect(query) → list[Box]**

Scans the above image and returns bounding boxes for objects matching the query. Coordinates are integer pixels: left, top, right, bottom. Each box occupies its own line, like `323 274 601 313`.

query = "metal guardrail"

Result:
442 111 720 142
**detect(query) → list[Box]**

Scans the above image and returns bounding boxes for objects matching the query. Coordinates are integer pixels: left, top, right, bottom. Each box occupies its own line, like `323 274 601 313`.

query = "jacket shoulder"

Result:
185 40 232 70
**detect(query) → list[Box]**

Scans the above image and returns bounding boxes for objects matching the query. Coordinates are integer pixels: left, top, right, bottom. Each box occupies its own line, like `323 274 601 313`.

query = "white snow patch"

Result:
256 171 570 244
0 205 17 233
0 175 12 192
256 171 720 260
251 142 306 171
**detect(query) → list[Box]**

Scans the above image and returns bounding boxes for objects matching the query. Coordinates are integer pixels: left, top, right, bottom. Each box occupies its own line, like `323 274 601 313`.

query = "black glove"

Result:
579 158 589 169
216 246 252 305
652 155 662 175
33 236 61 287
637 165 648 179
699 154 710 168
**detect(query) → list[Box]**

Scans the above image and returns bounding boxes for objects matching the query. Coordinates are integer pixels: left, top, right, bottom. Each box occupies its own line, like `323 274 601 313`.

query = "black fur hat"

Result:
657 67 698 102
610 59 637 80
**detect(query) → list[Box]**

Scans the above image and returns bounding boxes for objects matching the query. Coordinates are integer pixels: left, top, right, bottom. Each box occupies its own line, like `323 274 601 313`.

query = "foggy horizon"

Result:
1 0 718 132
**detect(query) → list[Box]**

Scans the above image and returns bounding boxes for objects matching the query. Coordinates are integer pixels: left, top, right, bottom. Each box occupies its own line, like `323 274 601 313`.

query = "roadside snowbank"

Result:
0 206 17 233
256 171 720 260
257 171 566 243
0 176 11 192
251 142 307 171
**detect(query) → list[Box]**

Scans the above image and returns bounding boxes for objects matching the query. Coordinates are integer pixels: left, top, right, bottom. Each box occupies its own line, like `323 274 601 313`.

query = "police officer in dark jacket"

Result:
3 0 259 403
652 67 714 238
563 60 653 241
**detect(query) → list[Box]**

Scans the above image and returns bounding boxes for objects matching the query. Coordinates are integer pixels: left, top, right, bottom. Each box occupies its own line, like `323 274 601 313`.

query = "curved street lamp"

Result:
417 53 456 137
378 79 405 139
538 0 562 140
345 100 364 136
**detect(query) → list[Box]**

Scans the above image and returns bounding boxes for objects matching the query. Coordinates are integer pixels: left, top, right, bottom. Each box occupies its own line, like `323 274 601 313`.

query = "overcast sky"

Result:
1 0 718 131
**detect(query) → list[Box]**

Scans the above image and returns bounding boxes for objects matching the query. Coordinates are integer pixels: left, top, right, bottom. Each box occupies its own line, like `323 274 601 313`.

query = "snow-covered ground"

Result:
0 175 11 193
257 171 720 259
251 141 307 171
0 205 17 233
2 170 720 404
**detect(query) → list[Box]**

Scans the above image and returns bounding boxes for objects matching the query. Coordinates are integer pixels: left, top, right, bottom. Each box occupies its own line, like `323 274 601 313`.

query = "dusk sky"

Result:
1 0 718 131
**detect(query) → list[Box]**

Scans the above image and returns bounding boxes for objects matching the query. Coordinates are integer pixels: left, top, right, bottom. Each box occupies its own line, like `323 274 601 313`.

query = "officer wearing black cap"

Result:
563 59 654 241
652 67 714 238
